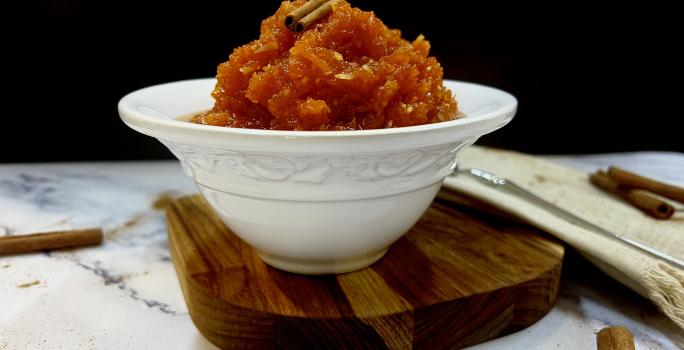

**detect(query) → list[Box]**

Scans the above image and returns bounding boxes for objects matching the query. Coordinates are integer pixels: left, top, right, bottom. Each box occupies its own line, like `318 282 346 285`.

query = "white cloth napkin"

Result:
442 146 684 330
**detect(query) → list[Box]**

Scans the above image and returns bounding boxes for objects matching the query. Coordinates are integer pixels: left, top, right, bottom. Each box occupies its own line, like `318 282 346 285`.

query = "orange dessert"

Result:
192 0 459 130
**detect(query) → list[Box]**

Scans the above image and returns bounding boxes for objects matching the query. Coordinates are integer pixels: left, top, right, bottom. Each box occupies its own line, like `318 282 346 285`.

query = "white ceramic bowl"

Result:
119 78 516 274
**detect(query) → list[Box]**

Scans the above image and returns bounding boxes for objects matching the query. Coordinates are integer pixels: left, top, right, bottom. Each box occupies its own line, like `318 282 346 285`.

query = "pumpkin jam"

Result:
192 0 459 130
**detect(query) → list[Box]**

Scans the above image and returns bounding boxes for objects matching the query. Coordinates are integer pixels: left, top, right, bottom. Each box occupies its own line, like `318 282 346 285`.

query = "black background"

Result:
2 1 679 162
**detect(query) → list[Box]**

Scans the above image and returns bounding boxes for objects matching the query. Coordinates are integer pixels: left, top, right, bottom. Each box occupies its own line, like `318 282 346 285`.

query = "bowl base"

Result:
257 249 388 275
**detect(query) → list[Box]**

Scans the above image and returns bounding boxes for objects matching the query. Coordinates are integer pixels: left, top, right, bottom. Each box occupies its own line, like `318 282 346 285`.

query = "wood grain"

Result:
166 193 564 349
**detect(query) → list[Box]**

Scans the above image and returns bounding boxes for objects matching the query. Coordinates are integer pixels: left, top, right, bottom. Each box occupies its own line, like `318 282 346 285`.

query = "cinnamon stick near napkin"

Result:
608 166 684 204
596 326 636 350
0 228 103 255
590 171 674 219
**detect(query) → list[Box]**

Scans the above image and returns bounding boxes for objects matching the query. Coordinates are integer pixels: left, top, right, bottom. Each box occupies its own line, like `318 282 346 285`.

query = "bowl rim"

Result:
118 78 517 139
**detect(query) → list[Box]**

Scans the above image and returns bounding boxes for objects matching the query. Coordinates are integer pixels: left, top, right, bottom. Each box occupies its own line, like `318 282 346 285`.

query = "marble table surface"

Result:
1 152 683 349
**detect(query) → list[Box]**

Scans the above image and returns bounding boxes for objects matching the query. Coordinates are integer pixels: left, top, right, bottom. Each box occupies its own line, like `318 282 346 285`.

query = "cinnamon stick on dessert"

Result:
608 166 684 204
294 0 337 32
590 171 675 219
0 228 103 255
285 0 338 32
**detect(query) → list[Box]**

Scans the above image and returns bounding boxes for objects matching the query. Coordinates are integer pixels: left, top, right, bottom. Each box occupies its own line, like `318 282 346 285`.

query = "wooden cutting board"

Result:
166 192 564 349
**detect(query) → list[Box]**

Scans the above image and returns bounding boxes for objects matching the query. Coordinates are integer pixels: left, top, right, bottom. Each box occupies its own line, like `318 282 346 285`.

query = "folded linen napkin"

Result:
442 146 684 330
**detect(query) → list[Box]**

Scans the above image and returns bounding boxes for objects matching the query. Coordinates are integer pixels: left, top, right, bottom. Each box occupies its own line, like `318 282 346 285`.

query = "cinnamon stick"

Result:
0 228 103 255
608 166 684 204
590 171 674 219
596 326 635 350
284 0 330 31
294 0 337 32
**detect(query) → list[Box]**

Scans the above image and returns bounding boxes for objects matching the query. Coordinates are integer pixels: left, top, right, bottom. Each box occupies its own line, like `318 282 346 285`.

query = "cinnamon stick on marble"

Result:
590 171 675 220
596 326 636 350
608 166 684 204
0 228 103 255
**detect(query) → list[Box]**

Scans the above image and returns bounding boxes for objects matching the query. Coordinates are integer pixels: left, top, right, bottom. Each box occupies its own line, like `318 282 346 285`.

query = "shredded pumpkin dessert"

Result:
192 0 459 130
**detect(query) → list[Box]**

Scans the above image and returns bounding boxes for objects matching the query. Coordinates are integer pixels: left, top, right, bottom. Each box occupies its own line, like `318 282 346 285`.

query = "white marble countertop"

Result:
1 152 683 349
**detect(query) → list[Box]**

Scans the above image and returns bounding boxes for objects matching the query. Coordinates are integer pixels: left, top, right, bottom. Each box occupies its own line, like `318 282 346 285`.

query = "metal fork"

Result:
451 167 684 270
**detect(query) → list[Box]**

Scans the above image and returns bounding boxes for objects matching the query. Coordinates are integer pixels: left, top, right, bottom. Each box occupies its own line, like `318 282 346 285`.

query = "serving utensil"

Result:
452 168 684 270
